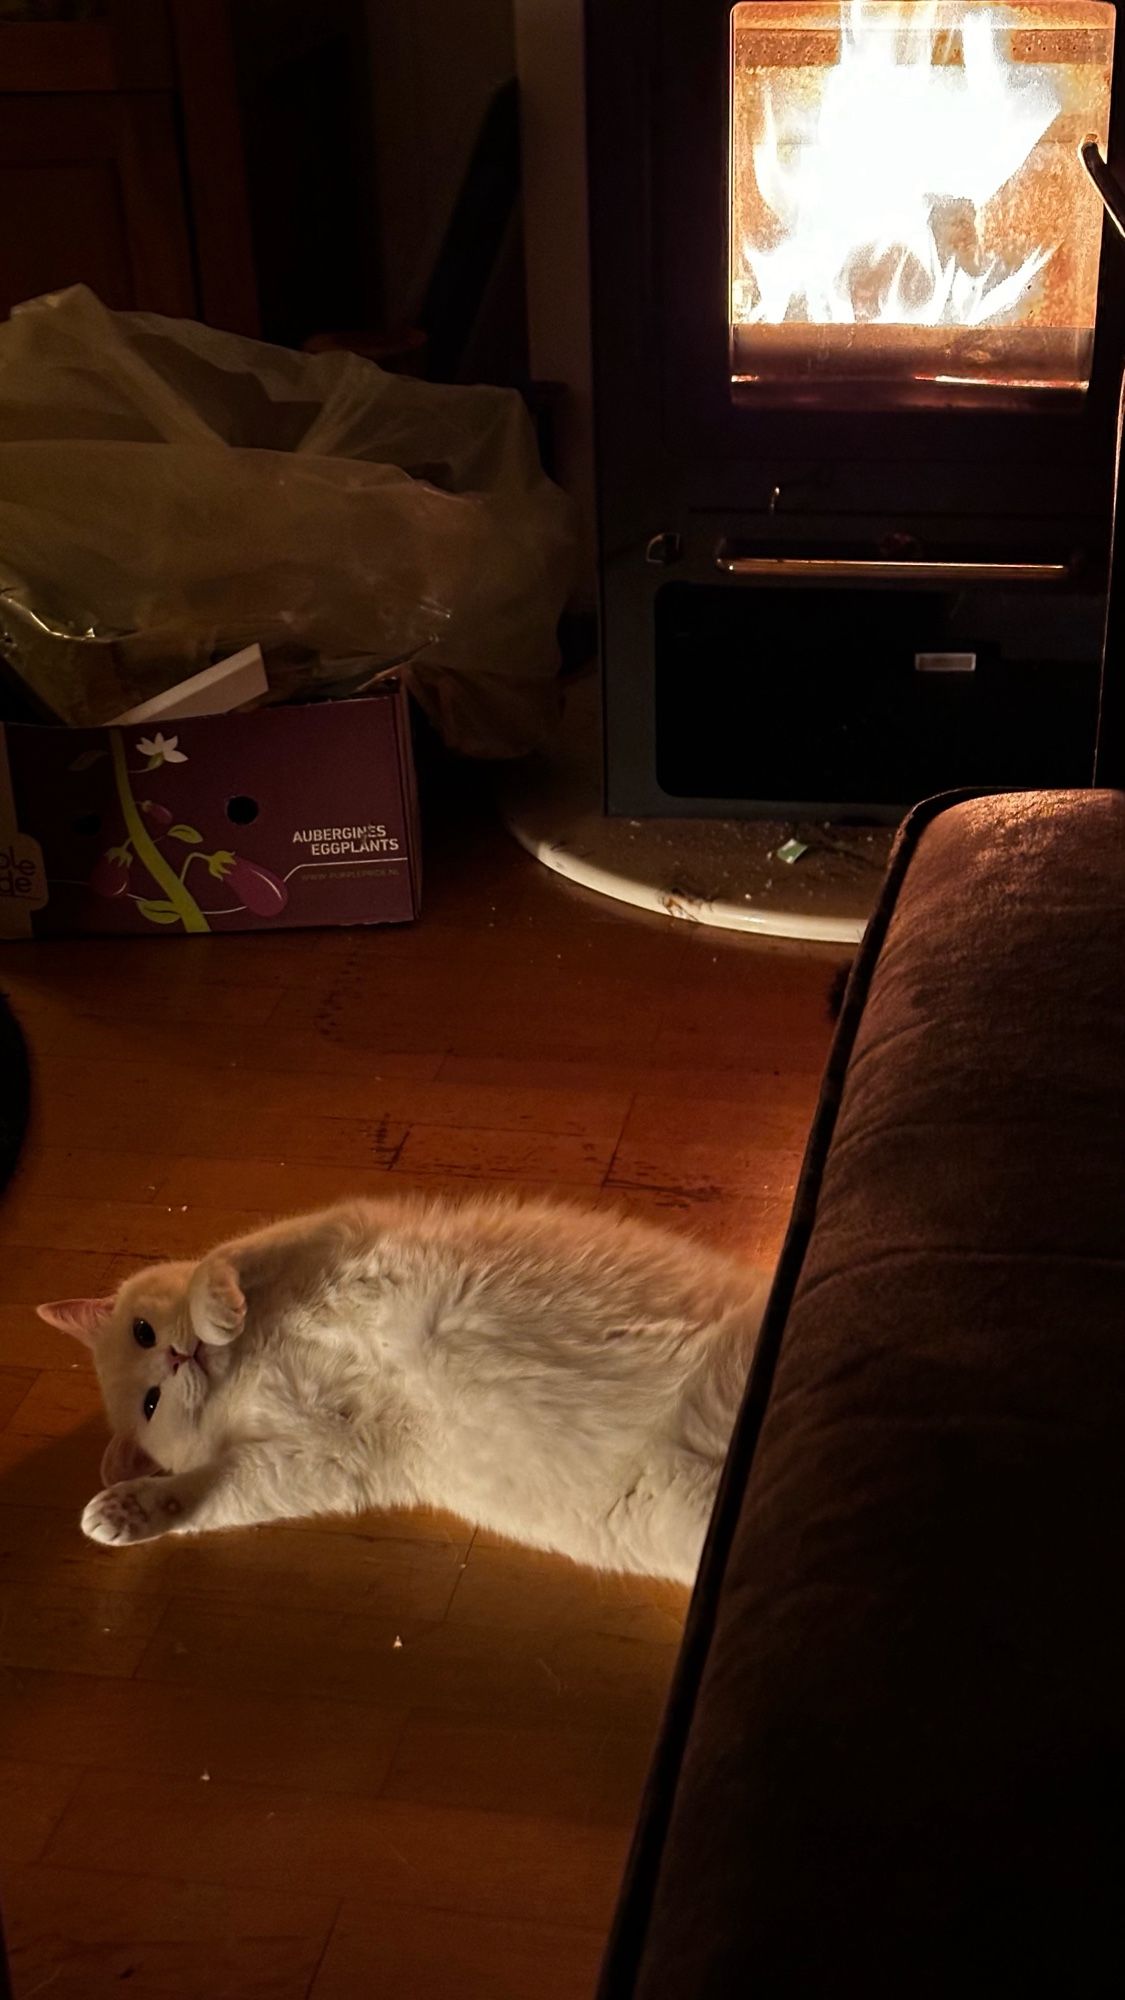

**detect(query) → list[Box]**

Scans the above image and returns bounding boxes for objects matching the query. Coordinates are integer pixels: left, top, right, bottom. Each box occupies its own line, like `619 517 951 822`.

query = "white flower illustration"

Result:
136 732 188 768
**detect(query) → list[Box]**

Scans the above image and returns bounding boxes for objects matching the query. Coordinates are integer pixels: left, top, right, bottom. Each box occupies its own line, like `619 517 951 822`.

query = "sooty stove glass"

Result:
730 0 1115 406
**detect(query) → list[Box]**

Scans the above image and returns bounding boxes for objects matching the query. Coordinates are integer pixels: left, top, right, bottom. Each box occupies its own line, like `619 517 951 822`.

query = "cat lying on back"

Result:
38 1196 768 1584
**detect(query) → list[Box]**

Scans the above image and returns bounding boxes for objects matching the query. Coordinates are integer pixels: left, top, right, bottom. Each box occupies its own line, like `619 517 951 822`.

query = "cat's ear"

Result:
36 1296 115 1346
188 1256 246 1346
100 1433 162 1486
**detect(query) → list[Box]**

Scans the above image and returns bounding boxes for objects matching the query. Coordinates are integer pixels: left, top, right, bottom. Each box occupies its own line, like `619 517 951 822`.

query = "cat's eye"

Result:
142 1385 160 1421
133 1318 156 1349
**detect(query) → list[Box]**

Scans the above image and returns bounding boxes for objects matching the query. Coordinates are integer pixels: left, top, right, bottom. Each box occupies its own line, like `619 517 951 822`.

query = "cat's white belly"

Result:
417 1402 719 1583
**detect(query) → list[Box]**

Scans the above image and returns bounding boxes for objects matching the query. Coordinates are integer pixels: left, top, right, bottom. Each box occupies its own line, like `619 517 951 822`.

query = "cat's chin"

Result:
175 1360 210 1415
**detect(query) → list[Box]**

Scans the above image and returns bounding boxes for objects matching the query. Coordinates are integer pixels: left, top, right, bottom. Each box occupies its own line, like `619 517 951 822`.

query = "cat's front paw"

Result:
188 1256 246 1347
82 1477 183 1546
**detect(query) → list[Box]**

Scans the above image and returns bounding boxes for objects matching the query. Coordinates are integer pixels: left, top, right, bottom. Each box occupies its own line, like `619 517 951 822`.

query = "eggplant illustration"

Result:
208 849 288 916
88 849 132 899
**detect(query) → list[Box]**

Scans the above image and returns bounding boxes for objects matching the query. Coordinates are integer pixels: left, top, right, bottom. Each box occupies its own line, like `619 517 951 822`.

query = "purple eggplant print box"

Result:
0 680 421 939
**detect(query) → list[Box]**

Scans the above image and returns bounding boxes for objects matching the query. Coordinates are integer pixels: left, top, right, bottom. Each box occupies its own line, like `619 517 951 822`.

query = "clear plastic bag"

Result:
0 287 574 754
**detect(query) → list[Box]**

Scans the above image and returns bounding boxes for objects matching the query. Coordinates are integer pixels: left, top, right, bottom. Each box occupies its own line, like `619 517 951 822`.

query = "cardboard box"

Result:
0 678 421 940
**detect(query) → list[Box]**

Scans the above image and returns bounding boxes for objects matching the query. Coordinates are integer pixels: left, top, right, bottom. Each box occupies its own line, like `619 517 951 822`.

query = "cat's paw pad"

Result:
189 1257 246 1346
82 1479 171 1546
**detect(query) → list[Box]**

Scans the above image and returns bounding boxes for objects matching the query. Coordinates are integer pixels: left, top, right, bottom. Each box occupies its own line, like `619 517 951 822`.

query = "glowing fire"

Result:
734 0 1062 329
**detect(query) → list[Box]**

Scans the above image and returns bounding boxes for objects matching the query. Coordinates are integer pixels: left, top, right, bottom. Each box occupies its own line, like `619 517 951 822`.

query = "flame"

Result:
735 0 1061 328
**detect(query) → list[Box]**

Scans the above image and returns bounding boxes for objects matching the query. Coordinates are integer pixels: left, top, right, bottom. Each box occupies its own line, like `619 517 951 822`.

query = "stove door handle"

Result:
715 553 1070 585
1081 139 1125 239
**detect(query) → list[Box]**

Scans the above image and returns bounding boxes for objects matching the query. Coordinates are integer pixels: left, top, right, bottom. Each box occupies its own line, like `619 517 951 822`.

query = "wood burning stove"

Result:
586 0 1125 815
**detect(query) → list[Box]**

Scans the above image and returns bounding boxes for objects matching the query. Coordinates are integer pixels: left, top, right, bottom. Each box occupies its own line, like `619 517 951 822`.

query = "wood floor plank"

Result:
0 1196 286 1261
0 1504 471 1613
0 1579 167 1678
8 1147 165 1205
148 1155 401 1216
22 974 283 1031
621 1084 821 1147
651 1021 834 1072
393 1123 616 1185
606 1133 805 1205
155 1520 471 1619
0 1425 108 1511
27 1086 190 1158
135 1595 680 1730
49 1064 632 1142
44 1768 631 1926
0 1248 116 1311
0 1366 35 1429
6 1367 106 1439
311 1903 605 2000
436 1048 827 1100
169 1102 409 1168
0 1759 85 1866
0 1668 405 1798
0 1499 174 1594
9 928 341 992
446 1540 688 1644
24 994 427 1078
399 1079 632 1142
593 1184 792 1265
382 1711 657 1824
0 1307 78 1374
3 1862 336 2000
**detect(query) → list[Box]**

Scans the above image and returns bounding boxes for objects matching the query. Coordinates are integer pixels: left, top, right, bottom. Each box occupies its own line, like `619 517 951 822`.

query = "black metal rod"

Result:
1082 140 1125 784
1081 138 1125 240
1093 379 1125 787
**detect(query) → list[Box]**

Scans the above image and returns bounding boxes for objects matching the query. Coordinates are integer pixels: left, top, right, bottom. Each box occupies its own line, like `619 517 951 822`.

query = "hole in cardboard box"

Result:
226 796 259 826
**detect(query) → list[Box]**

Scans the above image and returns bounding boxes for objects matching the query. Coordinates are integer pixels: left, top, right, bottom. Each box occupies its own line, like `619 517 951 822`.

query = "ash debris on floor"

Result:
608 818 891 917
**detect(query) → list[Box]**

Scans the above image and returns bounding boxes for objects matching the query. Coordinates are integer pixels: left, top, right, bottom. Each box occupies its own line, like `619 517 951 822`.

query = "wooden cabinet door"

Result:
0 90 196 319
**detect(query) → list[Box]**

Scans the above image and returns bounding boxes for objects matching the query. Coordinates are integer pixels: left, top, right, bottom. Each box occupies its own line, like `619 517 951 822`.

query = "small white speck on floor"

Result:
392 1634 404 1650
200 1770 211 1783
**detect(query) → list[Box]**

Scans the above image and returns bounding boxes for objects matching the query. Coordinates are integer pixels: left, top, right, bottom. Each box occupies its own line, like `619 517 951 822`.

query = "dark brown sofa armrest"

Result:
601 789 1125 2000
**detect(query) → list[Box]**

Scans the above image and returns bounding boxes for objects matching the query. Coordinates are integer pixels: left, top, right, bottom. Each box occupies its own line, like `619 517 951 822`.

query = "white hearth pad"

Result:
499 677 894 944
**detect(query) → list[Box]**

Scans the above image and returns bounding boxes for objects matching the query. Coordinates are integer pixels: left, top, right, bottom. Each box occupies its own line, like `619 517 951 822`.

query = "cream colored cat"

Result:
38 1196 767 1583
